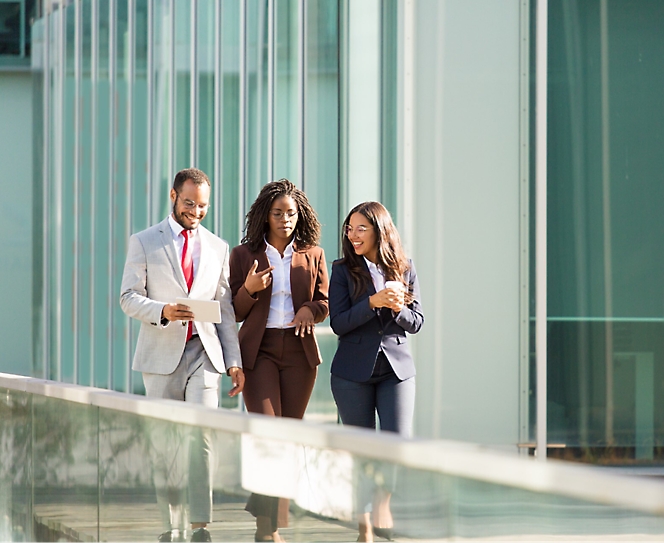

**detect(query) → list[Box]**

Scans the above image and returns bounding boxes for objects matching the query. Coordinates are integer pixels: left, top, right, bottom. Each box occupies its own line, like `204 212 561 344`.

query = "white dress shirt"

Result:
364 256 386 292
265 239 296 328
168 215 201 334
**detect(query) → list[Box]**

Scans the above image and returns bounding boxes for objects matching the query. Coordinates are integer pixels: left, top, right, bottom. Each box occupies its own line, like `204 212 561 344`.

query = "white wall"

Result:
409 0 524 446
0 72 33 375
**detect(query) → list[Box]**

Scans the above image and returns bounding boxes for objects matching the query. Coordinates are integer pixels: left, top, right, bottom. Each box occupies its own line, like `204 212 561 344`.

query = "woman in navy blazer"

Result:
329 201 424 542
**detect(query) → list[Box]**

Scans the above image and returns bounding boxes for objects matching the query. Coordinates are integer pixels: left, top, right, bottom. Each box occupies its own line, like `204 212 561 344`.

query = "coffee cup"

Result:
385 280 405 292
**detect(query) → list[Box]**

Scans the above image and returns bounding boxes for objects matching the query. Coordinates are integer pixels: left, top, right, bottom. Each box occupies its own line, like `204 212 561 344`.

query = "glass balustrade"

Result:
2 374 664 542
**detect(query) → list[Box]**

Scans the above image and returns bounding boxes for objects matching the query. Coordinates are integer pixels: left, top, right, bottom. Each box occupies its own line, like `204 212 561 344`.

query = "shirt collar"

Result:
265 237 294 257
363 256 383 275
168 215 198 239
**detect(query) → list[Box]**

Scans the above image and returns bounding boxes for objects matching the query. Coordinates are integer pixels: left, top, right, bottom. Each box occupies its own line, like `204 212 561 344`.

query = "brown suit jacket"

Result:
229 242 329 370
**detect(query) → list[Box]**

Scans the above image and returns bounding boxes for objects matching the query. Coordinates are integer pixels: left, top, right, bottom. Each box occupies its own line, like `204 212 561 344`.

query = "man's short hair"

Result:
173 168 211 193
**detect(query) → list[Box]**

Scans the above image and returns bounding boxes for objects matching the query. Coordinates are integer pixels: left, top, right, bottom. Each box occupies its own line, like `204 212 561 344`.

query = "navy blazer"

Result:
329 259 424 382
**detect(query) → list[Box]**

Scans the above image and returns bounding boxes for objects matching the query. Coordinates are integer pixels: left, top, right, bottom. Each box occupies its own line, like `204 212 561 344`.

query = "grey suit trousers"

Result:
143 337 220 528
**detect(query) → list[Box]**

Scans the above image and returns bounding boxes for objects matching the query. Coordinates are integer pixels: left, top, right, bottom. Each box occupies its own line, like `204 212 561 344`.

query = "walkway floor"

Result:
33 496 368 542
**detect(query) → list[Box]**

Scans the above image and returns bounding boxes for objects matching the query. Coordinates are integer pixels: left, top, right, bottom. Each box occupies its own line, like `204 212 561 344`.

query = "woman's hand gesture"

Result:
244 260 275 296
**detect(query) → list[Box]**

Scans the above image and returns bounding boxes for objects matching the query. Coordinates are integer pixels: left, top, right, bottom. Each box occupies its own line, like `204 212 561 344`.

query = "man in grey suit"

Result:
120 167 244 543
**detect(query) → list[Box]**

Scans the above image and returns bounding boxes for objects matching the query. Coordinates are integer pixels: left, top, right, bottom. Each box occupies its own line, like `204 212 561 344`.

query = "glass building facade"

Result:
22 0 664 463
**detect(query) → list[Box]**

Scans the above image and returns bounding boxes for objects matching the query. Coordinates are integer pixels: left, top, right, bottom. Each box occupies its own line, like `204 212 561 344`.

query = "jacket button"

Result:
378 330 383 335
182 321 187 327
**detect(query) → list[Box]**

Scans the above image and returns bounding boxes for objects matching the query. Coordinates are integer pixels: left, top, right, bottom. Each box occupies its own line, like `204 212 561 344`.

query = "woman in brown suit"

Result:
229 179 329 542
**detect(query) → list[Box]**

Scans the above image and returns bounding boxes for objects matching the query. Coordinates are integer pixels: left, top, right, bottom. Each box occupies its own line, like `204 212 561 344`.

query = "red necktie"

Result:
181 230 194 341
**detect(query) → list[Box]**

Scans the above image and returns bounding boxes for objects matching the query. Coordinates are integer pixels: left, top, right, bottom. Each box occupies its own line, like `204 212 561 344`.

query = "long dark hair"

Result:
242 179 321 253
340 201 410 298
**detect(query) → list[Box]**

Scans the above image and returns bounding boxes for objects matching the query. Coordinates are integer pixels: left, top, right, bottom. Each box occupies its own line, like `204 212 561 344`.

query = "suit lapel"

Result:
359 258 377 297
290 249 309 311
359 257 387 325
160 218 188 292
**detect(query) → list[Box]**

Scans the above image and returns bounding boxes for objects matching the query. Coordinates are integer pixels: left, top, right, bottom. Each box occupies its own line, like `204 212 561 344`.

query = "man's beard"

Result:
172 202 195 230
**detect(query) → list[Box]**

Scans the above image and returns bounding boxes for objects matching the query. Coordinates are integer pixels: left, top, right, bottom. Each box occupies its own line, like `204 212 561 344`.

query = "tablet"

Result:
175 297 221 323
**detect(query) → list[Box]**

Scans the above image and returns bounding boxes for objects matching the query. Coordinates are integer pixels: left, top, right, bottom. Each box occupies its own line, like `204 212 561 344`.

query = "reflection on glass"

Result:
0 390 32 541
547 1 664 464
2 389 664 540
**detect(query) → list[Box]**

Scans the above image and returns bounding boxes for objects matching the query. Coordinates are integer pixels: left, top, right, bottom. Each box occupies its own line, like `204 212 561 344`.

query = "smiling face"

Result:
266 195 299 247
170 179 210 230
346 212 377 262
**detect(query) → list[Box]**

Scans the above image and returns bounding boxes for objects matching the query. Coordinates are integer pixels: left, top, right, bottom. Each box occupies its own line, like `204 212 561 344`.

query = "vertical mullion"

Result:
146 0 154 224
401 0 415 254
73 0 82 384
127 0 136 393
54 1 66 382
600 0 614 448
266 0 274 184
338 0 348 233
190 0 198 165
108 0 116 389
169 0 175 182
519 0 531 454
239 0 246 216
297 0 304 189
90 0 98 386
41 0 52 379
213 0 222 233
518 0 531 453
535 0 548 461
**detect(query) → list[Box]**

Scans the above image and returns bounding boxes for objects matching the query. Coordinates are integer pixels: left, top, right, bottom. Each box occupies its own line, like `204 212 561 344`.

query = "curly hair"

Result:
242 179 321 252
340 201 410 299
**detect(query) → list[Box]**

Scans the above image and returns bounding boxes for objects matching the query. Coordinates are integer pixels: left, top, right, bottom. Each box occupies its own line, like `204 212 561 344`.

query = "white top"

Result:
265 239 296 328
364 257 385 292
168 215 201 334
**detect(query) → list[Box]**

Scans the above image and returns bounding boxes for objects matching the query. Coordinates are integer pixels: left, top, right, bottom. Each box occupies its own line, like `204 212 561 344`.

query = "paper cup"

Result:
384 280 405 292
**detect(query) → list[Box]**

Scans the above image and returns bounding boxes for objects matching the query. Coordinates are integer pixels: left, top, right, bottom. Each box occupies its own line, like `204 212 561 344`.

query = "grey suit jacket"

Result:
120 217 242 375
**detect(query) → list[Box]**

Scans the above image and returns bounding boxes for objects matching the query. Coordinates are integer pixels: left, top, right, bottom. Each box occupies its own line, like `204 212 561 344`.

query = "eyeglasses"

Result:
269 210 298 220
344 225 371 236
178 196 210 211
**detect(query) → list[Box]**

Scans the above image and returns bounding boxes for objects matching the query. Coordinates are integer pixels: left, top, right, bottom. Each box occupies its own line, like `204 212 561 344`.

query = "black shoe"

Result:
190 527 212 542
158 530 186 542
373 527 394 541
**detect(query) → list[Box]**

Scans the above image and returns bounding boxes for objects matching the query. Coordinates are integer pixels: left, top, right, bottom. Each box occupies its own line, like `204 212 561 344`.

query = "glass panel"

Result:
0 389 32 541
32 16 46 379
94 0 112 389
380 0 398 219
4 386 664 540
112 0 131 392
78 0 94 387
218 0 241 246
273 0 300 184
151 0 174 223
548 0 664 463
173 0 191 171
196 0 216 192
32 396 98 541
0 0 35 63
304 0 339 262
133 0 150 235
245 0 269 201
46 7 63 381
